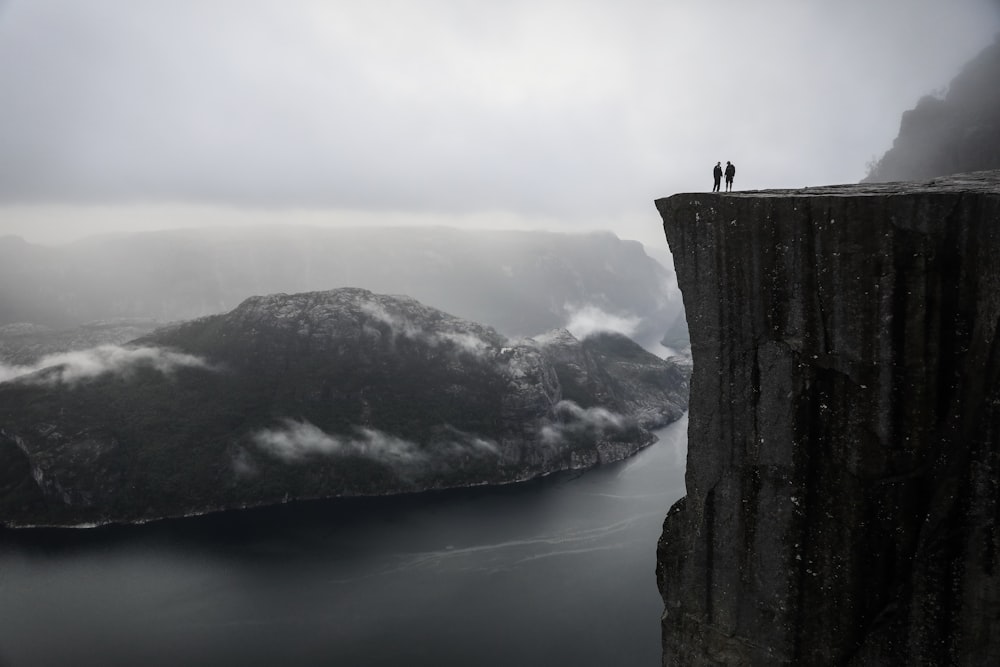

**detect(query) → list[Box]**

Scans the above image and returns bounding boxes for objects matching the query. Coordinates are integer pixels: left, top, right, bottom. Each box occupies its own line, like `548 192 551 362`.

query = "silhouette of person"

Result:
713 162 722 192
724 161 735 192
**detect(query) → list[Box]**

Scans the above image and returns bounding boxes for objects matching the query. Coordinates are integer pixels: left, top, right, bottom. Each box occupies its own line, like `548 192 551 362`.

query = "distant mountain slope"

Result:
0 288 688 527
0 226 682 351
0 319 162 366
864 35 1000 182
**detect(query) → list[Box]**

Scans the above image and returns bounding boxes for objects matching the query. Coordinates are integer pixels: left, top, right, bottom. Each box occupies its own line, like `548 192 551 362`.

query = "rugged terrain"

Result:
865 35 1000 182
0 288 688 528
655 171 1000 665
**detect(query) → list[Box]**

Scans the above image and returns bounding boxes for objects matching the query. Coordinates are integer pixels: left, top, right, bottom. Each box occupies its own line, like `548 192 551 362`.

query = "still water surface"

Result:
0 416 687 667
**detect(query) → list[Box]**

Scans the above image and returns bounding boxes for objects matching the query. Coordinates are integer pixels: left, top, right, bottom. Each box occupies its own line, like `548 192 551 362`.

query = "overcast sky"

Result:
0 0 998 248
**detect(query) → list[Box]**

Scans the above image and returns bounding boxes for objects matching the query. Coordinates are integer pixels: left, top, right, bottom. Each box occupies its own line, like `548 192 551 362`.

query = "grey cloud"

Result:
231 447 259 479
0 345 212 385
435 331 494 357
540 400 628 446
0 0 997 241
359 301 495 357
435 425 500 458
252 419 423 465
562 304 643 340
251 419 499 465
359 302 426 342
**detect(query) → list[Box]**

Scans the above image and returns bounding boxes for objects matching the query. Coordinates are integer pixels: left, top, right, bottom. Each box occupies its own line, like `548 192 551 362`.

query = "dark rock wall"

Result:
865 35 1000 183
655 172 1000 665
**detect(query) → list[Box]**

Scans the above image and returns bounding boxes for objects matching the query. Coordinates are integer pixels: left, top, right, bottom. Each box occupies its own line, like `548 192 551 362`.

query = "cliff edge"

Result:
655 171 1000 665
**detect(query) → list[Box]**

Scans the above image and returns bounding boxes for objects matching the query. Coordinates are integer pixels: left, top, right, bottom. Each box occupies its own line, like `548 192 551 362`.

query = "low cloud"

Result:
540 400 628 446
438 331 493 356
563 304 641 340
231 447 259 479
251 419 499 466
252 419 422 465
359 300 495 357
360 301 425 341
435 425 500 457
0 345 211 385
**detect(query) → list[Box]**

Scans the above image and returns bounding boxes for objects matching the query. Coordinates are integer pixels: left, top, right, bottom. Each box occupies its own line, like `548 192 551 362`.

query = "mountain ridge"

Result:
0 287 688 528
0 225 684 352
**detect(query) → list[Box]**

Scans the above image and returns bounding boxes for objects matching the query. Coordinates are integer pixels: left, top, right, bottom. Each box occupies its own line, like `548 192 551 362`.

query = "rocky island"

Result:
655 171 1000 665
0 288 688 528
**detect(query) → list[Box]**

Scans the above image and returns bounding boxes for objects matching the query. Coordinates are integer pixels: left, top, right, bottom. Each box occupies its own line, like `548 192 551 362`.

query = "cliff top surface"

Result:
658 169 1000 204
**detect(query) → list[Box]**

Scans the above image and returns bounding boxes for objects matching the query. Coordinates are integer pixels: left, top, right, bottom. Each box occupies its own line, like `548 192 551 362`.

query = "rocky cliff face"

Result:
0 288 688 528
655 171 1000 665
865 35 1000 183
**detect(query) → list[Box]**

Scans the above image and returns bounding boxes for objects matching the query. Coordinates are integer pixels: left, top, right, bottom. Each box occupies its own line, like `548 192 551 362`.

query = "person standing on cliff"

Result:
724 161 735 191
712 162 722 192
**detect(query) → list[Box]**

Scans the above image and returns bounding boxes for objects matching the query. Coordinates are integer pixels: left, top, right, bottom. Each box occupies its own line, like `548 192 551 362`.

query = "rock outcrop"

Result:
864 35 1000 182
0 288 688 528
655 171 1000 665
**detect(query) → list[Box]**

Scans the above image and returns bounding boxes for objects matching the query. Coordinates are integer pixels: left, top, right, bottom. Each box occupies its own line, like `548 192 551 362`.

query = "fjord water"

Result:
0 417 686 667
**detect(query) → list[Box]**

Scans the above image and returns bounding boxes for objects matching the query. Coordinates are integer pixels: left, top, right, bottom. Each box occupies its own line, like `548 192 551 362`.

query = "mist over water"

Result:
0 418 687 667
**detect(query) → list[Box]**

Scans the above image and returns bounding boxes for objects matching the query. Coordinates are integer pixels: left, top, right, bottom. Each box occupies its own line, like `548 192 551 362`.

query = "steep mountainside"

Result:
0 288 688 528
865 35 1000 182
0 226 681 350
0 319 161 366
655 172 1000 665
